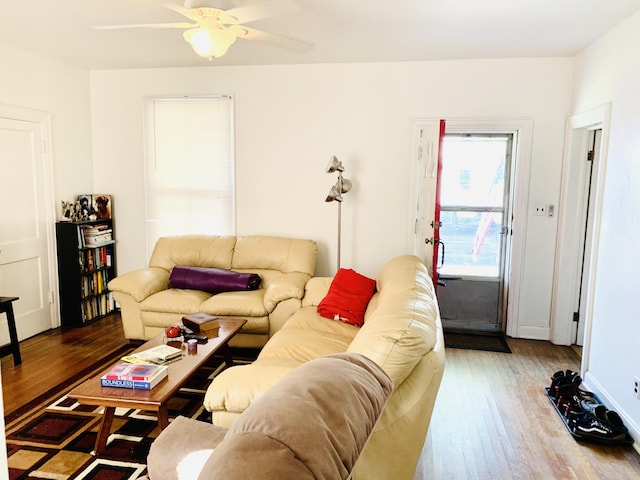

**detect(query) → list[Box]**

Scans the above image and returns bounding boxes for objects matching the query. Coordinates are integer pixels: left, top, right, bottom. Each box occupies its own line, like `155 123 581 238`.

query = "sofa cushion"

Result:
284 305 360 339
149 235 236 272
232 235 318 276
169 265 261 293
317 268 376 326
258 326 354 363
200 289 268 317
140 289 212 314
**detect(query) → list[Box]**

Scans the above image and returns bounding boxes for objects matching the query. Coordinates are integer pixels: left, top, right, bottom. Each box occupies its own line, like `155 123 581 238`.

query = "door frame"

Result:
0 103 59 329
408 117 534 335
550 104 610 363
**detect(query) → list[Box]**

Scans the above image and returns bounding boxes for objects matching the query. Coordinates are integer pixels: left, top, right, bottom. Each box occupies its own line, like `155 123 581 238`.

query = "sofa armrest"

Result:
203 362 295 421
301 276 332 307
262 272 310 311
107 267 170 303
146 415 227 480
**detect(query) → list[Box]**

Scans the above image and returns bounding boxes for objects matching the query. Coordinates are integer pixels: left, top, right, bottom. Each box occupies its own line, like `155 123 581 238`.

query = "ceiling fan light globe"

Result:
183 27 236 59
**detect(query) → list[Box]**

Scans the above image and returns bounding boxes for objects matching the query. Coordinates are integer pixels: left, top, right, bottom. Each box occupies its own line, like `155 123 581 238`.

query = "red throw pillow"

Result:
317 268 376 327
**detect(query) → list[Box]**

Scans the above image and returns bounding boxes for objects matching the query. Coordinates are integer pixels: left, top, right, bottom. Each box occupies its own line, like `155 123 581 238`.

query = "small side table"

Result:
0 296 21 365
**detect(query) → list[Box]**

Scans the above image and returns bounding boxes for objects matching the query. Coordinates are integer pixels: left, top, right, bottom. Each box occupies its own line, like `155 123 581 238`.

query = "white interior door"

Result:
574 129 601 346
0 113 55 341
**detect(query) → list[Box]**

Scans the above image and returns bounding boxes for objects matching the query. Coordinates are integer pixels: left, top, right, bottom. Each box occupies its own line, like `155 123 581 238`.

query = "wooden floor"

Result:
1 313 128 415
417 338 640 479
2 317 640 478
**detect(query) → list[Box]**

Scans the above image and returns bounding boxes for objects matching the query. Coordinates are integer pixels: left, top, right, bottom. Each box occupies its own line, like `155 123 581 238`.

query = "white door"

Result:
413 120 445 285
573 129 601 346
436 133 515 333
0 112 55 342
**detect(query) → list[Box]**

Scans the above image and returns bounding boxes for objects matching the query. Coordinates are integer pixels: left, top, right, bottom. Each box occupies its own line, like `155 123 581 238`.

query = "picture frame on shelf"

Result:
92 194 112 219
76 194 95 221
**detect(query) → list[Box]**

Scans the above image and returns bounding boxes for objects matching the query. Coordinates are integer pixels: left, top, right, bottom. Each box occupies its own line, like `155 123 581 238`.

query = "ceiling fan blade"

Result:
224 0 299 24
95 22 196 30
183 0 234 8
241 26 313 53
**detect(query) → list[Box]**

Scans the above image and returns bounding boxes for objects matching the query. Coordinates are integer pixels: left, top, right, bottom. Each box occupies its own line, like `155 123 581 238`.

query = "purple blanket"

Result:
169 266 261 294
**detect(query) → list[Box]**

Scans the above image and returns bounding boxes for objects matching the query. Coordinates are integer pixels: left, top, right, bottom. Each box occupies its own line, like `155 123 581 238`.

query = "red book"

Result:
103 363 165 381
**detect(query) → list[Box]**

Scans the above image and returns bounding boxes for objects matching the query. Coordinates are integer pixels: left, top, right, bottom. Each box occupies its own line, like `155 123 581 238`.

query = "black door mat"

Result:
545 387 634 445
444 331 511 353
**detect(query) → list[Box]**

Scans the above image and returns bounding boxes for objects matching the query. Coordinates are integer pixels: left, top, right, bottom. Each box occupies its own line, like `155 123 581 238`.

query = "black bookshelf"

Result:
55 220 117 326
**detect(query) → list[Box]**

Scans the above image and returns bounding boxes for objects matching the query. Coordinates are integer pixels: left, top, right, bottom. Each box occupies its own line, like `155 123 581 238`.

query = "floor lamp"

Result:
325 156 352 272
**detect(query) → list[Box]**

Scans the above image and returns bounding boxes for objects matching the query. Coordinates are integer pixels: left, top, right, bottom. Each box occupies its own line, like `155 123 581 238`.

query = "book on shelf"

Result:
103 362 167 381
80 224 113 247
126 344 183 365
84 233 113 246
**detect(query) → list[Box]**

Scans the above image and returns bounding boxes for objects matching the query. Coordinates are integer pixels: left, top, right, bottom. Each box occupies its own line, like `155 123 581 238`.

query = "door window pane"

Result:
439 211 502 277
440 136 508 208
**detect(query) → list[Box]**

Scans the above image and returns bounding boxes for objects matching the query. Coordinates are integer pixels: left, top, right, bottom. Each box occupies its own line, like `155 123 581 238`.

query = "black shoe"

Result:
570 405 628 442
550 374 582 399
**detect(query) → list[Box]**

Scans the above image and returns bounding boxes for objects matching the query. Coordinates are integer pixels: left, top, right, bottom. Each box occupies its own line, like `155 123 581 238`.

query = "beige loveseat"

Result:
107 235 317 348
204 255 446 480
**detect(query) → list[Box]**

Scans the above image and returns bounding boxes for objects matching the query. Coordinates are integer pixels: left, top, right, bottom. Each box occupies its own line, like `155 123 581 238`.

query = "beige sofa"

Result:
204 255 446 480
107 235 317 348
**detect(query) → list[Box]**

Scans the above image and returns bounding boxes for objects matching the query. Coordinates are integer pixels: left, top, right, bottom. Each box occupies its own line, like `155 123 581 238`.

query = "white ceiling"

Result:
1 0 639 70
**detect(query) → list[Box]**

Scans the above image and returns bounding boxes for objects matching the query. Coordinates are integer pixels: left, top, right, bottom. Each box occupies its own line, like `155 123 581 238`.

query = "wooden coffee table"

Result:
68 318 246 454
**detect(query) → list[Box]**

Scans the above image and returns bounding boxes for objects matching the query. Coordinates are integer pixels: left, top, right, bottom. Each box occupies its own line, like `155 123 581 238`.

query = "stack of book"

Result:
81 224 113 247
100 363 168 390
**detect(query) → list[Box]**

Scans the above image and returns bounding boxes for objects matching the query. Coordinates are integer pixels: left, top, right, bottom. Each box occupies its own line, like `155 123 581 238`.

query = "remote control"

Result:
183 333 208 343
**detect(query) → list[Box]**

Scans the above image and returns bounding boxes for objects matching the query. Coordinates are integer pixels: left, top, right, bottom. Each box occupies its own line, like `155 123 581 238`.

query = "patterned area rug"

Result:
5 346 253 480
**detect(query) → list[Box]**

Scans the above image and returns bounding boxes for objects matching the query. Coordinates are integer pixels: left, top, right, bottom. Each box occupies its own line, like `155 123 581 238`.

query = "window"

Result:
439 134 512 278
144 96 235 258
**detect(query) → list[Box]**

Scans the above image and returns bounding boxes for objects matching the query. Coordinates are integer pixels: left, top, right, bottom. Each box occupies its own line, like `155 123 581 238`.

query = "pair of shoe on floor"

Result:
548 369 629 443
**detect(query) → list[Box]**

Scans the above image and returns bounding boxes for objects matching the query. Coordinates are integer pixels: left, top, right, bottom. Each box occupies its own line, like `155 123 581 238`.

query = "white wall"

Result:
91 57 572 338
0 42 92 480
0 43 93 204
572 10 640 441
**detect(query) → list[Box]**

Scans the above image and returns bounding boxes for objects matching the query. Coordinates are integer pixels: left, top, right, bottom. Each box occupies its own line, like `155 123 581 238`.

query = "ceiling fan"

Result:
95 0 313 60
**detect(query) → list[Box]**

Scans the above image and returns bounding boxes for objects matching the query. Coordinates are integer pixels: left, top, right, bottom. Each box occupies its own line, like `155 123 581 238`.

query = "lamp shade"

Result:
340 178 352 194
326 183 343 202
183 27 236 60
326 155 344 173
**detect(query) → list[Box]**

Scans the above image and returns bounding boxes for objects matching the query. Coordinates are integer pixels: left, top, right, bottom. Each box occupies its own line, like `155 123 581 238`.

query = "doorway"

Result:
436 134 514 333
0 105 57 343
573 129 600 346
551 105 609 357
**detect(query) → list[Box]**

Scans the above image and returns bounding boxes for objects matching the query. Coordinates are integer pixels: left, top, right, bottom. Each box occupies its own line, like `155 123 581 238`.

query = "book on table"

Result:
100 363 168 390
182 312 220 333
103 362 167 381
125 344 183 365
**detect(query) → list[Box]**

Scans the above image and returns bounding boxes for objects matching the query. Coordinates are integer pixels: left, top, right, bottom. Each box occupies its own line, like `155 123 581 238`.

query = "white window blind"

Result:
144 96 235 258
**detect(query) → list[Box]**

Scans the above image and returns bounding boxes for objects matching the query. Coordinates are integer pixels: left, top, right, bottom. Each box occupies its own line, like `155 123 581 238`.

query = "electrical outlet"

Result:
635 377 640 399
533 205 546 216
